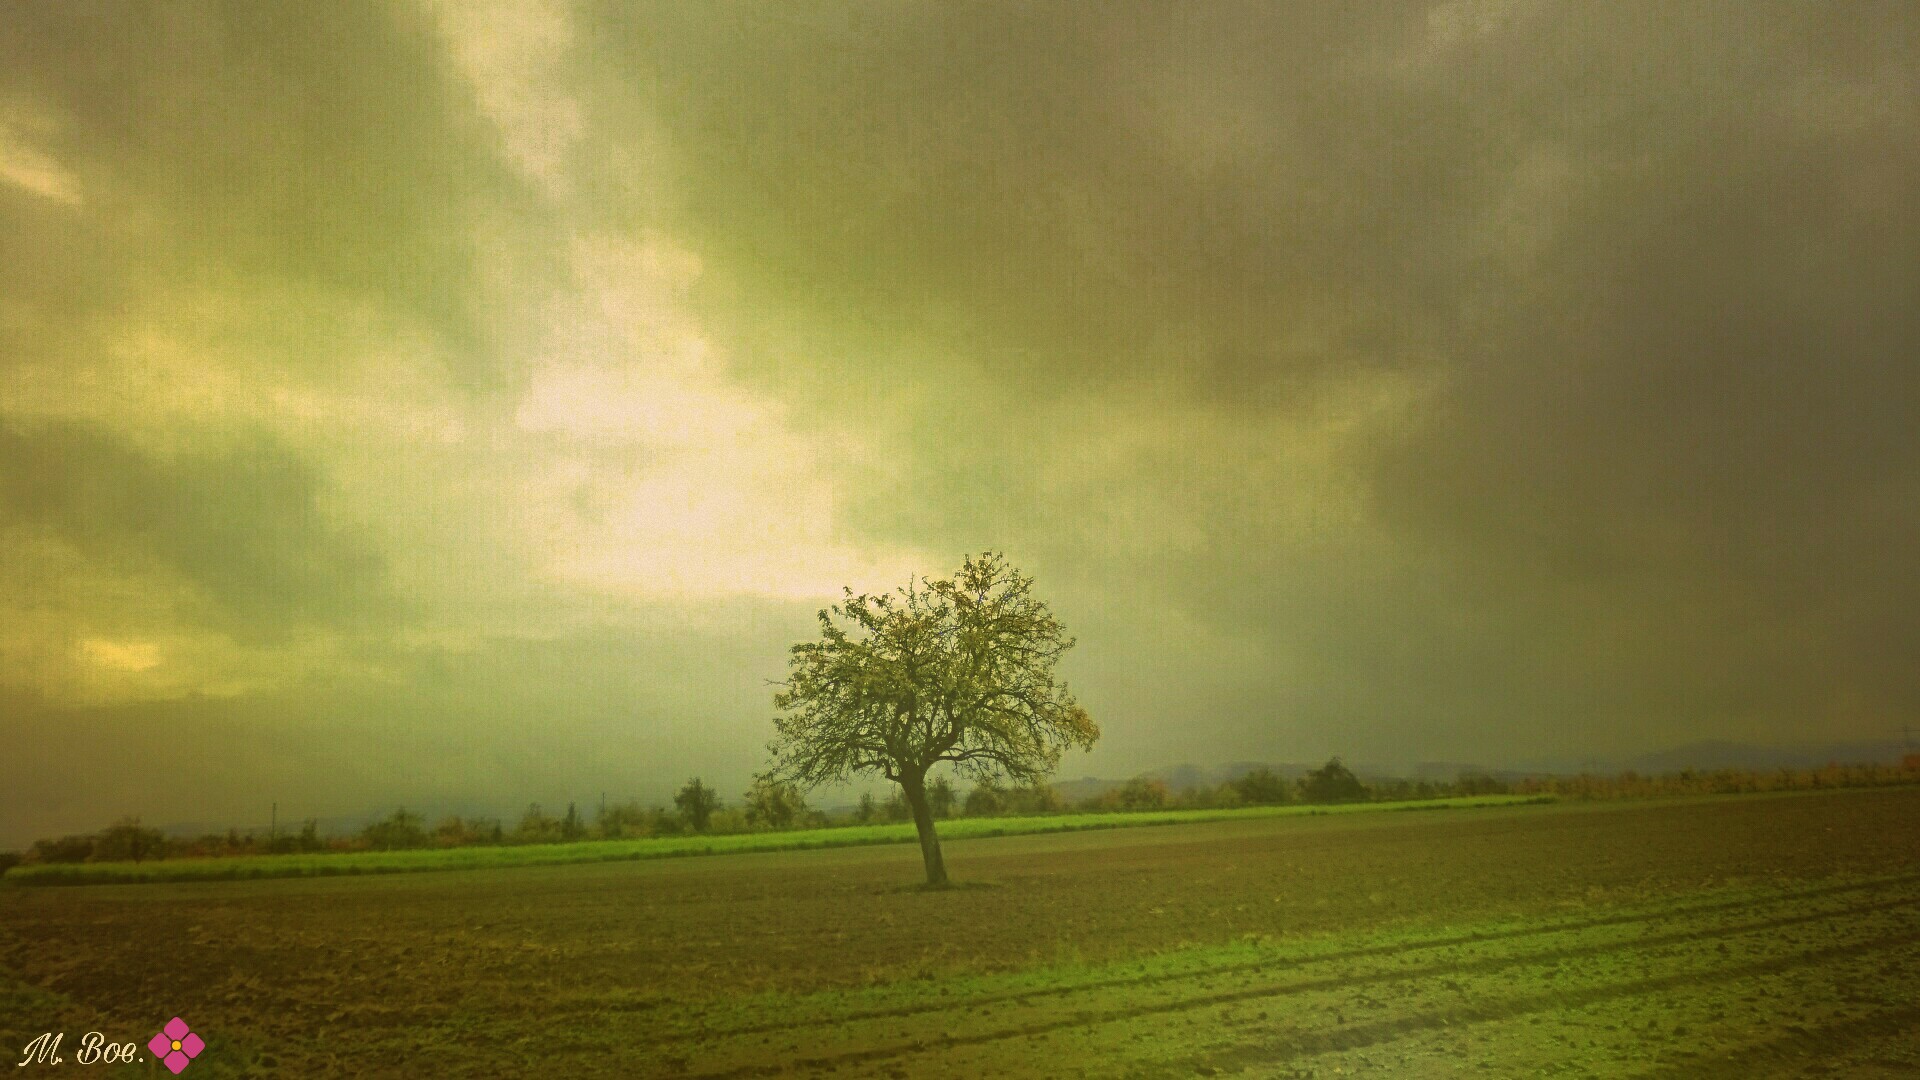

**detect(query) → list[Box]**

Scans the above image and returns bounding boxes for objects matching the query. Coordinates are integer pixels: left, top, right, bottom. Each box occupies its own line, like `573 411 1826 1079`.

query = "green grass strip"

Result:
2 795 1550 886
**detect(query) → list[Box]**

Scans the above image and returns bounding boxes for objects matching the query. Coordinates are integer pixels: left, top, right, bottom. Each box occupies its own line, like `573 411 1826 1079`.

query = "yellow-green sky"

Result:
3 2 1916 842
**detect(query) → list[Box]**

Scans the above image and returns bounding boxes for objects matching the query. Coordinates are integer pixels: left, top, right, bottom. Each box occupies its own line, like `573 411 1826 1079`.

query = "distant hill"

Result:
1624 739 1911 774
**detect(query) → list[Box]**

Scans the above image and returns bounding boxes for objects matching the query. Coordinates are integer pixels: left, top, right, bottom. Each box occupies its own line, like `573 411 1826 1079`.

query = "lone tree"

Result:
769 552 1097 885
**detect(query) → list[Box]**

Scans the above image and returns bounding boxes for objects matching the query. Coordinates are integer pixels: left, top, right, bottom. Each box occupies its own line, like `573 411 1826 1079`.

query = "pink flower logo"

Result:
147 1017 205 1074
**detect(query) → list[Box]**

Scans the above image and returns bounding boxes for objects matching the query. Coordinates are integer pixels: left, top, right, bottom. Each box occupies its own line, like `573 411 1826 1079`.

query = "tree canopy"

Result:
768 552 1096 884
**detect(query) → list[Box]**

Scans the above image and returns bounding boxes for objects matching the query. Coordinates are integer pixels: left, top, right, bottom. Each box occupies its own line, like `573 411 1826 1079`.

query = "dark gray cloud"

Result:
0 419 397 635
590 1 1920 753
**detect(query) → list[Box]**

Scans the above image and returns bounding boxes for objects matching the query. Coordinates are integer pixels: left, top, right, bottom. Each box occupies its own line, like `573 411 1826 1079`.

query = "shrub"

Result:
1006 782 1062 814
1454 771 1509 797
361 808 429 851
92 817 168 862
743 777 810 829
1370 777 1440 801
1185 783 1243 810
1111 776 1171 811
595 799 654 839
515 803 561 844
30 835 94 864
560 802 588 842
927 777 957 819
646 805 687 836
1232 767 1293 805
430 816 503 847
1300 757 1368 804
963 782 1005 817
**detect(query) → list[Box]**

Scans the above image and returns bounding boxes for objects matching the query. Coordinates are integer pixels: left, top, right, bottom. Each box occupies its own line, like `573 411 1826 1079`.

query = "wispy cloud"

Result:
0 120 80 205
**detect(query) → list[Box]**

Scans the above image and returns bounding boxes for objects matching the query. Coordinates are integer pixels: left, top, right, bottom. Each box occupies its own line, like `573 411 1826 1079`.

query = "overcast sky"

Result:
3 2 1915 843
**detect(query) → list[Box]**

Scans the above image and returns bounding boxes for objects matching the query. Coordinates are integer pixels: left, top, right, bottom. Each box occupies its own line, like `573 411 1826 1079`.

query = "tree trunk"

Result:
898 771 949 886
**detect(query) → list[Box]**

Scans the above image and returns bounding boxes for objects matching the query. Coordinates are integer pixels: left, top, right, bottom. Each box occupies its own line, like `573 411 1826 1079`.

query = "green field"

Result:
1 795 1548 886
3 788 1917 1077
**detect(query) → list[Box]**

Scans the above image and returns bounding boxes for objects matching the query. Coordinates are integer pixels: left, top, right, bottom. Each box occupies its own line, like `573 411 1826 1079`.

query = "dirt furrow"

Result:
1189 930 1920 1077
674 890 1920 1077
641 872 1920 1048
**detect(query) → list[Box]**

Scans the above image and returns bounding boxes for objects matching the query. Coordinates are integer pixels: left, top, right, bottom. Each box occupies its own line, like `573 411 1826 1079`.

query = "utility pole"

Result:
270 801 277 841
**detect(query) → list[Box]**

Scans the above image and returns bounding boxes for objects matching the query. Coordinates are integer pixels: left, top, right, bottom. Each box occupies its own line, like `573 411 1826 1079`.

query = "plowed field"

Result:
5 788 1918 1076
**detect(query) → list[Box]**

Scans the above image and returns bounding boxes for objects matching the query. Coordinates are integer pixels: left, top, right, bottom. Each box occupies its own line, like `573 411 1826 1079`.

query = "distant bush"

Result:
1099 776 1171 811
1365 777 1443 802
927 777 957 819
963 782 1004 817
1007 782 1062 814
1300 758 1368 804
515 803 562 844
92 817 167 862
561 802 589 842
1232 768 1293 806
263 819 329 854
360 808 429 851
1183 782 1243 810
431 815 503 847
0 851 21 877
967 781 1062 816
1454 771 1510 797
29 835 94 864
169 830 257 859
596 799 664 839
743 778 810 829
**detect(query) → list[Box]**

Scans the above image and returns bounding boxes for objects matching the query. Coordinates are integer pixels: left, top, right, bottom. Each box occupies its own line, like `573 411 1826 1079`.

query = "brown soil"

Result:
3 788 1917 1077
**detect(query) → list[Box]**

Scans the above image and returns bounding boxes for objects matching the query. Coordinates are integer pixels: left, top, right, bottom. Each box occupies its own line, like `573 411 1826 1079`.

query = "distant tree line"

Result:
9 757 1918 869
1505 759 1920 800
13 815 329 867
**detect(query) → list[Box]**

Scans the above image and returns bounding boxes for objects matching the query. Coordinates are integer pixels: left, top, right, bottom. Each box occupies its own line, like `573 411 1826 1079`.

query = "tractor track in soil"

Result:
672 879 1920 1077
646 872 1920 1049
